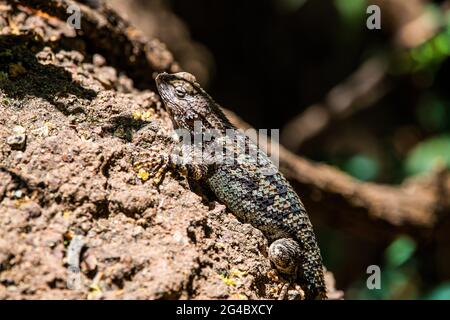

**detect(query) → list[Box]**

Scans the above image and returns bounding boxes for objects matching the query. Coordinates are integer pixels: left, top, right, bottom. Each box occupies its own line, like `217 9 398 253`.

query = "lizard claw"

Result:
133 153 171 185
278 282 290 300
267 269 301 300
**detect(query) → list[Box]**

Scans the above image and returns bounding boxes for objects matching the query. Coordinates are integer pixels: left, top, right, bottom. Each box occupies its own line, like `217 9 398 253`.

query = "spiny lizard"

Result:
136 72 327 300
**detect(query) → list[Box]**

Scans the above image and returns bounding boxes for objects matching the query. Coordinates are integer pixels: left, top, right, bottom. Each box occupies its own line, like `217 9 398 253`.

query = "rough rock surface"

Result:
0 3 338 299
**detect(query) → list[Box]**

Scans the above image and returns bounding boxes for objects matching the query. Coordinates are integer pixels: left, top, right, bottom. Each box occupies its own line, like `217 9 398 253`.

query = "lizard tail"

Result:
296 232 327 300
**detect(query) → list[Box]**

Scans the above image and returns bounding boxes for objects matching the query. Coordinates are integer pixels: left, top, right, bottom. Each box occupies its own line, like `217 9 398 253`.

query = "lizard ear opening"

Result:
175 72 197 84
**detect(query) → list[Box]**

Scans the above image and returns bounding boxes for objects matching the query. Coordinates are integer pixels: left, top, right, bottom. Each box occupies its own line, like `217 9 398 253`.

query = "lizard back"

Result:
206 131 327 298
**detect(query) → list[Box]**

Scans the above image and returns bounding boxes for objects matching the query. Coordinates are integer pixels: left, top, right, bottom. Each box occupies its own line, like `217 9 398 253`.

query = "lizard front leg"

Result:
134 144 209 184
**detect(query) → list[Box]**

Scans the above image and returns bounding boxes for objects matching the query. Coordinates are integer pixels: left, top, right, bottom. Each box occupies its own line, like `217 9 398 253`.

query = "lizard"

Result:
135 71 327 300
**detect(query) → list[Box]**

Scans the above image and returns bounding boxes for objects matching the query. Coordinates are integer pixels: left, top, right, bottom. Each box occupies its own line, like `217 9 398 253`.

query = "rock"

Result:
21 201 42 218
6 125 27 150
83 254 98 272
93 54 106 67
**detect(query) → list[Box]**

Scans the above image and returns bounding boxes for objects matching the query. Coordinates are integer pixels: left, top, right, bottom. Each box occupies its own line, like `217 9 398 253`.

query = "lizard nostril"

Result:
155 72 169 83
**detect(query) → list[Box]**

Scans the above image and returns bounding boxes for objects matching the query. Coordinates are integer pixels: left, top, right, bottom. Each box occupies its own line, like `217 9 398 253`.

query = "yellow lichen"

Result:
87 272 103 300
132 110 142 120
132 109 155 121
215 242 225 249
141 109 155 121
230 269 247 278
137 168 150 181
87 284 102 300
63 210 71 219
218 274 237 287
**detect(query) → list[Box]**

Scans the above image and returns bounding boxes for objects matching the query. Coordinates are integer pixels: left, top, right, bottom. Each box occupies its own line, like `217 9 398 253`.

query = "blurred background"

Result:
108 0 450 299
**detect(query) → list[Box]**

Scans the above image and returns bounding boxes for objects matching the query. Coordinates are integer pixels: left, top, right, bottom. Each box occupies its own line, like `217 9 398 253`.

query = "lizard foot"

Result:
134 153 172 185
267 270 302 300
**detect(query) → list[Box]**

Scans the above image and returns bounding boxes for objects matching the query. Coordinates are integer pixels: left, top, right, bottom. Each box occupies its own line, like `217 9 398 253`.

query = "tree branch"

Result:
281 57 389 151
281 0 450 150
225 109 450 241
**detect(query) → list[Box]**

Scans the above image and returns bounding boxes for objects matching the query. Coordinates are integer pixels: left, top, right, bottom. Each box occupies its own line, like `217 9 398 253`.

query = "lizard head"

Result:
155 72 232 131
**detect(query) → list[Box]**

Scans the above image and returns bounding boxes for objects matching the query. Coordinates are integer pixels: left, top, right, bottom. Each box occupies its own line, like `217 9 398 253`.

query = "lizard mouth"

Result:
155 73 171 101
155 72 173 94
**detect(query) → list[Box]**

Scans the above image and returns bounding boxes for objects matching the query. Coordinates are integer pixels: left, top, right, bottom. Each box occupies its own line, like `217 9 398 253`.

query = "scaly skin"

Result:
149 72 326 299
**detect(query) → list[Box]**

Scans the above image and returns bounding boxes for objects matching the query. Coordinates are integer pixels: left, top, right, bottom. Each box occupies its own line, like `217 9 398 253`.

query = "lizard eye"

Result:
175 87 186 97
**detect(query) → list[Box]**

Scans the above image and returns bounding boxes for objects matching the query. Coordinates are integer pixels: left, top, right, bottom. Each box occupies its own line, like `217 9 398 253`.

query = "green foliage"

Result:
379 237 418 299
348 266 419 300
343 155 379 181
346 236 419 299
426 283 450 300
392 5 450 74
334 0 366 25
317 228 345 268
416 94 450 132
0 71 8 82
405 134 450 176
411 34 450 70
385 236 416 268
